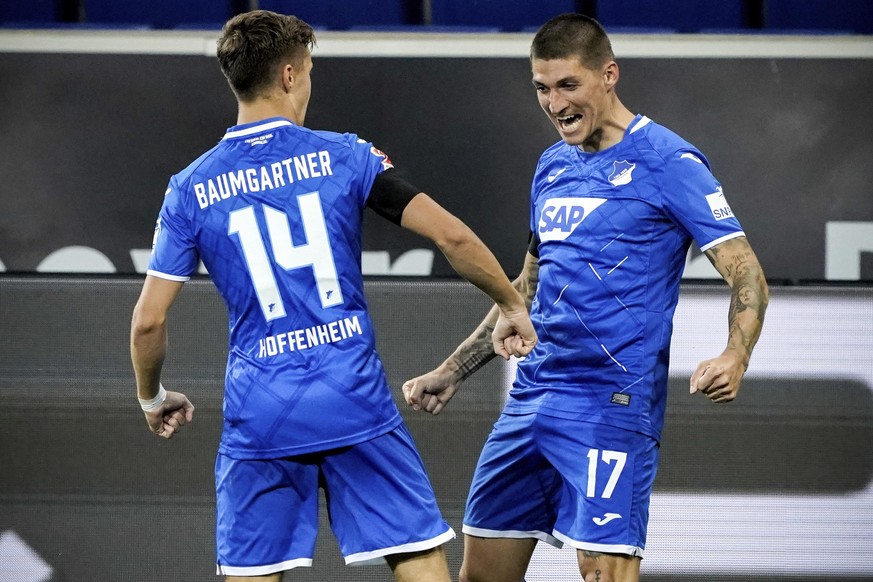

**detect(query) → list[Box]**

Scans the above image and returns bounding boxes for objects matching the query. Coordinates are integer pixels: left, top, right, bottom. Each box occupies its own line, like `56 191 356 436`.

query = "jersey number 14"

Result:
228 192 342 321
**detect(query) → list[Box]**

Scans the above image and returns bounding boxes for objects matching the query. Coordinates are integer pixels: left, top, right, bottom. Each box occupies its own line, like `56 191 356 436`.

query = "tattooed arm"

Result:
690 236 769 403
402 252 540 415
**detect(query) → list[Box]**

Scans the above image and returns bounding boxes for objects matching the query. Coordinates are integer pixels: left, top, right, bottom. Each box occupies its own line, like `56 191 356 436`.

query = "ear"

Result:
603 61 619 90
281 63 295 93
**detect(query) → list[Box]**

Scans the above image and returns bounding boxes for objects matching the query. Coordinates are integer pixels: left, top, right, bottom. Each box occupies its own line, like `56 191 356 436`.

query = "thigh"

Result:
541 418 659 558
215 453 320 576
321 424 454 565
463 413 563 546
386 546 451 582
459 535 538 582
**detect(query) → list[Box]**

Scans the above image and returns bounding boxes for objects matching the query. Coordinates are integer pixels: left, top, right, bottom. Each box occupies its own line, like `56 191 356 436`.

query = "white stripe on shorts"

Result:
553 529 644 558
344 527 456 565
462 525 563 549
216 557 312 576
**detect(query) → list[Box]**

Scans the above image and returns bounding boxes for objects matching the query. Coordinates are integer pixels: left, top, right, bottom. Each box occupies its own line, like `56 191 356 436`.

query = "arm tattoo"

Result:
452 314 498 381
445 256 539 382
705 238 769 364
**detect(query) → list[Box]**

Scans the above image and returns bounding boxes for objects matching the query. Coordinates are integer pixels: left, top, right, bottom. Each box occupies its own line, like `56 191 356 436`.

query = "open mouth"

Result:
556 113 583 131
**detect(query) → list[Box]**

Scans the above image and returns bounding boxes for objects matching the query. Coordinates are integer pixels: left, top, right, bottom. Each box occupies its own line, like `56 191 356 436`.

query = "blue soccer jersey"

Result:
148 118 402 459
509 115 745 441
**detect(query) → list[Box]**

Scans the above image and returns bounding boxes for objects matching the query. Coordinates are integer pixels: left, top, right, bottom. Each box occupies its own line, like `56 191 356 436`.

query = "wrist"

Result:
139 384 167 412
496 292 526 316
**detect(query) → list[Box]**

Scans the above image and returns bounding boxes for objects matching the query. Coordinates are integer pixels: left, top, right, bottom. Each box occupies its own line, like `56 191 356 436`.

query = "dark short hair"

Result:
217 10 316 102
531 13 614 69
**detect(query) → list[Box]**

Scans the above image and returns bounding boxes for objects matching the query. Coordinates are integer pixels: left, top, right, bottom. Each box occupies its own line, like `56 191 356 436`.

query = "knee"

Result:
458 562 500 582
458 563 478 582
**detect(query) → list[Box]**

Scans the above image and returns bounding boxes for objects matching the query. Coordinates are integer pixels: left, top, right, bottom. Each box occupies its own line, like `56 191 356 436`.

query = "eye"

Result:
534 85 548 94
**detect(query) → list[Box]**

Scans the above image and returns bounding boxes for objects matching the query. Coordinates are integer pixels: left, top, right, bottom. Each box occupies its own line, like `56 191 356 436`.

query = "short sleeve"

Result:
661 150 745 251
348 134 395 208
147 180 199 281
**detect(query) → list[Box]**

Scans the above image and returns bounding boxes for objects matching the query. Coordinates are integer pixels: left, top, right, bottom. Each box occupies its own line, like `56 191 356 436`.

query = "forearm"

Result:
130 317 168 400
440 303 503 382
437 231 525 313
399 193 525 312
441 254 539 381
725 268 768 366
706 238 769 366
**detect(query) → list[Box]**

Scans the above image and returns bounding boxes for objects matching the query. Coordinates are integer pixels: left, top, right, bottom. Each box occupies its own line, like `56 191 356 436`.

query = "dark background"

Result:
1 52 872 280
0 277 871 580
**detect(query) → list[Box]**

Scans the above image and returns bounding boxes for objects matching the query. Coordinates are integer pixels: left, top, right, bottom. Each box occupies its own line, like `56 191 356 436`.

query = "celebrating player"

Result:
129 10 536 581
402 13 769 582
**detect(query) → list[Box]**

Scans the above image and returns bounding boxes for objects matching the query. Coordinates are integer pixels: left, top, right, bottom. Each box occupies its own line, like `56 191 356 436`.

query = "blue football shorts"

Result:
215 423 455 576
462 411 659 557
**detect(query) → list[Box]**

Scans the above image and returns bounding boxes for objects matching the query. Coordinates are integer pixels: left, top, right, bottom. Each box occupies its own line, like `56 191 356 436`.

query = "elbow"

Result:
433 218 477 256
131 305 166 338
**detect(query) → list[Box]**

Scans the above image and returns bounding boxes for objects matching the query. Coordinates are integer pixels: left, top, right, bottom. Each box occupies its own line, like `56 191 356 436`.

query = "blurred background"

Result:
1 1 872 581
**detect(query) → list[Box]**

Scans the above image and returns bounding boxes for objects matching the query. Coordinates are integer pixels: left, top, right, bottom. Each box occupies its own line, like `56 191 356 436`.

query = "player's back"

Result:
149 118 401 459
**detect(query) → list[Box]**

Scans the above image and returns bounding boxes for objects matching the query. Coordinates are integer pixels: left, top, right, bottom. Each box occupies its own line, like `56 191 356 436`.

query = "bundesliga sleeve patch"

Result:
370 146 394 171
705 187 735 221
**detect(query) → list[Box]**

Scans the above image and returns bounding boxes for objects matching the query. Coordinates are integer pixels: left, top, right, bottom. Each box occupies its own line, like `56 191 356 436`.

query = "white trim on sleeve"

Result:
699 230 745 252
146 269 191 282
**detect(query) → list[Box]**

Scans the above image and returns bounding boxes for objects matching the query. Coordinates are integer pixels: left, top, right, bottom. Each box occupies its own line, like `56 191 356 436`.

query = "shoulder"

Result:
307 128 373 151
534 139 571 174
171 142 224 190
632 117 712 170
540 139 569 163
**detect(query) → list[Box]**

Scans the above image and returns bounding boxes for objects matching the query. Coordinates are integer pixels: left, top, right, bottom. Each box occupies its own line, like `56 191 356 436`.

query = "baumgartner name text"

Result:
195 150 333 209
258 315 362 358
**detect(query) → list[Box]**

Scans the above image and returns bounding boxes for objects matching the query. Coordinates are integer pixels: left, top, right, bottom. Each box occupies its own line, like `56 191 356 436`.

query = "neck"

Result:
236 97 302 126
580 101 636 153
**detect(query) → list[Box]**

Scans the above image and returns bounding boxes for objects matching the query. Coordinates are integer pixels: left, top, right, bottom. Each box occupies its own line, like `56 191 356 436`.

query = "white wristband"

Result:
139 384 167 412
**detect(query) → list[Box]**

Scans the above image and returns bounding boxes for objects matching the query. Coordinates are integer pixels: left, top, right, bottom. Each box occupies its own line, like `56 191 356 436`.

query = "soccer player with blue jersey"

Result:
129 10 536 582
403 14 769 582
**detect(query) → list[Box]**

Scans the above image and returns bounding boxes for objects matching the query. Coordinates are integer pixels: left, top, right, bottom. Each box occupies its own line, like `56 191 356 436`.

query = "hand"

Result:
402 367 463 415
690 349 746 403
144 390 195 439
493 308 537 360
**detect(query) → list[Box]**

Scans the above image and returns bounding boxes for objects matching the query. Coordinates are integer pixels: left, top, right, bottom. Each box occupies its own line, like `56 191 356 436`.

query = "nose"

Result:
548 90 567 115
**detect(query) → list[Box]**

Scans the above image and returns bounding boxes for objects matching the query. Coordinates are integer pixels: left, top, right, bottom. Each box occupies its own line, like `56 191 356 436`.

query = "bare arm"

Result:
690 236 769 402
402 251 540 414
401 193 537 358
441 251 540 383
130 275 194 437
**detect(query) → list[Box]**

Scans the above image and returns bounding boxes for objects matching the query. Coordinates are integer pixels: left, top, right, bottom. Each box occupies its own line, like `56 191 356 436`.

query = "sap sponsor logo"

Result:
245 132 273 146
592 513 622 526
538 197 606 241
370 146 394 171
705 187 734 221
608 160 635 186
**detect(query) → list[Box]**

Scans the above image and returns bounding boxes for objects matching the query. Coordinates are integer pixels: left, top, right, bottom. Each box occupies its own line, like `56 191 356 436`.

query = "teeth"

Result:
557 114 581 128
